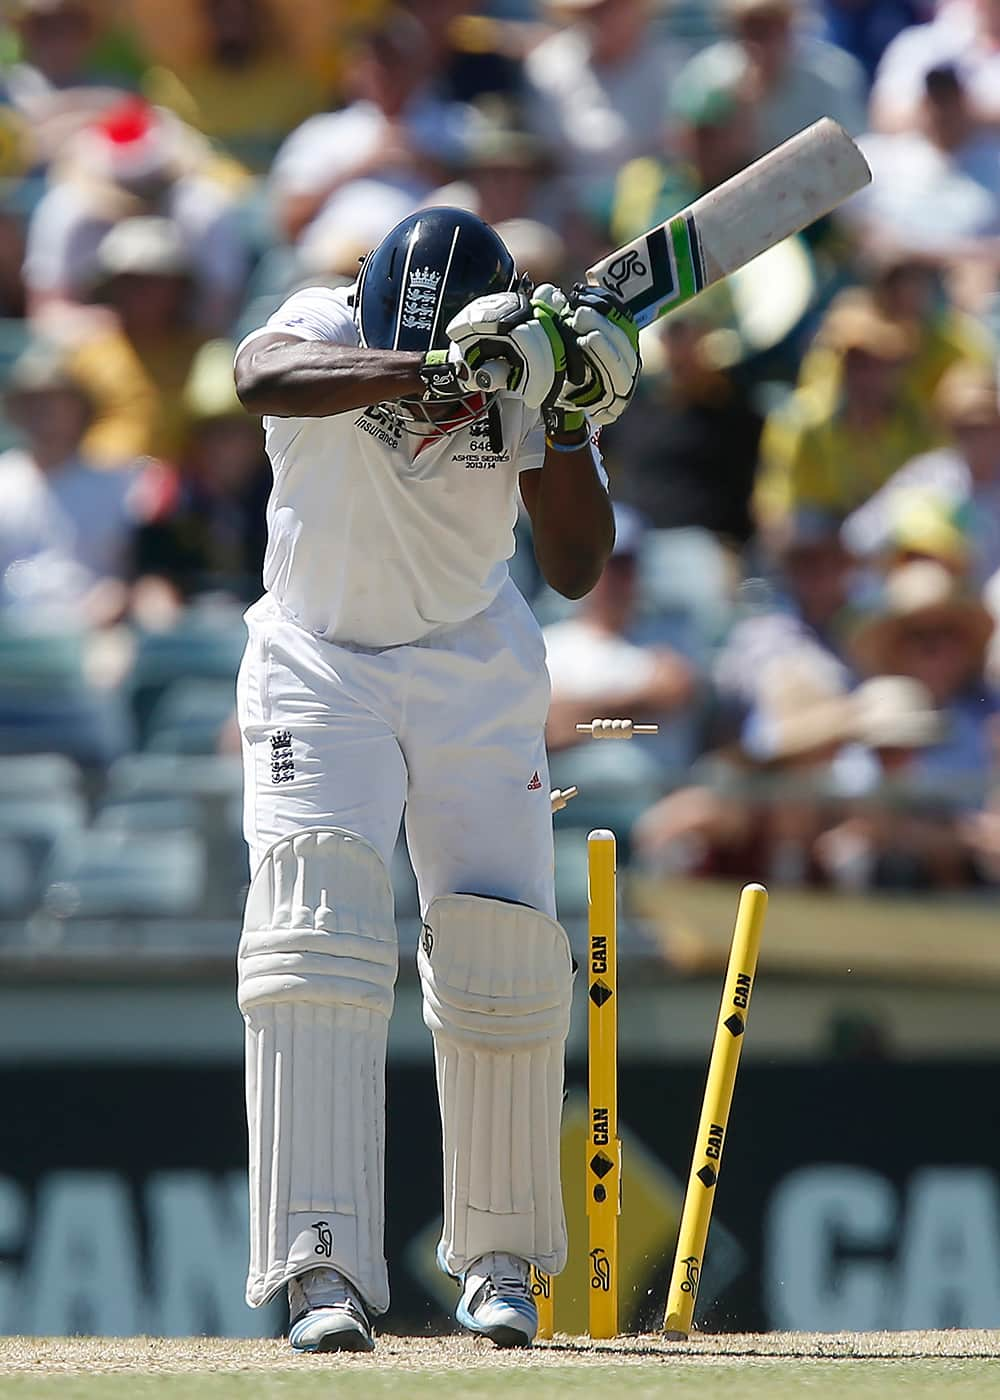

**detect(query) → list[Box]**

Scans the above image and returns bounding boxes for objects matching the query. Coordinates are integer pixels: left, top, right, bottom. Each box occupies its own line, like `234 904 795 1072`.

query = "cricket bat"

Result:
587 117 870 328
475 118 870 393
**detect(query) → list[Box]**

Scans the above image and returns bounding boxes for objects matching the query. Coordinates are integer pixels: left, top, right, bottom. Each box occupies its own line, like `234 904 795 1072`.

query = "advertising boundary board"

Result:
2 1061 999 1335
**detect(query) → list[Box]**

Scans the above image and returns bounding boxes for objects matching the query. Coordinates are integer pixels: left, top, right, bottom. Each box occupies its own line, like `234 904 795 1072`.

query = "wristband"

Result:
545 405 588 452
544 404 586 436
545 431 590 454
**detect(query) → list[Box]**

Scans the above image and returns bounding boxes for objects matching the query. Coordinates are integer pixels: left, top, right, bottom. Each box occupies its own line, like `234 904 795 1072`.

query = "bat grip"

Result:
473 360 509 392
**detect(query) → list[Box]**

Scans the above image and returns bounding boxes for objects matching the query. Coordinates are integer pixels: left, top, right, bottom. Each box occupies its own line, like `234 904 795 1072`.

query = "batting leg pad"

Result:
418 895 573 1277
238 827 397 1314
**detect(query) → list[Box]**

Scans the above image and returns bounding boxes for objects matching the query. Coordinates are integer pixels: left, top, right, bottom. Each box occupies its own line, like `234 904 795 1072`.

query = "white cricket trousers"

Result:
236 580 555 913
236 581 558 1312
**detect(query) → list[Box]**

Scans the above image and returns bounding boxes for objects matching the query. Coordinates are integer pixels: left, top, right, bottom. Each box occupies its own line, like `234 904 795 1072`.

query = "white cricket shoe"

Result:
455 1252 537 1347
287 1267 375 1353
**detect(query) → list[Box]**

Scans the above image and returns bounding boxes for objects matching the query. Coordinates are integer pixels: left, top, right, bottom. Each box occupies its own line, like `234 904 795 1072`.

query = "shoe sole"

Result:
289 1320 375 1354
455 1300 535 1349
310 1331 375 1354
481 1324 531 1349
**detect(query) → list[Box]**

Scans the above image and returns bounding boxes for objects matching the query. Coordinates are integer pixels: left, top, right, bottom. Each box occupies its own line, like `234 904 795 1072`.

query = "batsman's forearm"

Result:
532 442 615 598
236 342 425 417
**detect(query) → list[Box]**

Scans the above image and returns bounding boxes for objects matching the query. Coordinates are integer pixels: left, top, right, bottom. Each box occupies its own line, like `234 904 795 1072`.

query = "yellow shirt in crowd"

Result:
755 394 943 526
797 308 995 416
128 0 388 92
70 328 207 468
144 61 326 172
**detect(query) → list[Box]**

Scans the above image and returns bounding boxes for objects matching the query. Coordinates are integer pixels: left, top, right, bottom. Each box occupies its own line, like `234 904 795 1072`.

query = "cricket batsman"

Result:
233 207 640 1352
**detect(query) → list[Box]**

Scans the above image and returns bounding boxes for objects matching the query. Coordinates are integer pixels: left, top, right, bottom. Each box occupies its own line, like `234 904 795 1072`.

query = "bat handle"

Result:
473 360 509 392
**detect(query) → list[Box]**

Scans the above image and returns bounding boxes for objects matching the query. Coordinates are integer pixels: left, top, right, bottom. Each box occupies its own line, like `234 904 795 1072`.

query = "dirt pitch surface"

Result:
3 1332 1000 1399
4 1331 1000 1372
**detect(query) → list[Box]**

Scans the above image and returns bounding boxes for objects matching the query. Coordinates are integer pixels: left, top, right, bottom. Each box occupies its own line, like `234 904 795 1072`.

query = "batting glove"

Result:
549 285 641 428
418 342 475 400
445 291 568 412
528 284 585 434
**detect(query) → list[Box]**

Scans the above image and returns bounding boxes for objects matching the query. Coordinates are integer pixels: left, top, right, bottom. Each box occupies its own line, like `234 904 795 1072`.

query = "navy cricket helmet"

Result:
355 207 517 355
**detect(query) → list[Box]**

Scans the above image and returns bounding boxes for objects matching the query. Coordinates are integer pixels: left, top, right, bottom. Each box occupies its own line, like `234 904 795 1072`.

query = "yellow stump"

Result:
663 882 767 1339
530 1267 554 1339
586 830 619 1339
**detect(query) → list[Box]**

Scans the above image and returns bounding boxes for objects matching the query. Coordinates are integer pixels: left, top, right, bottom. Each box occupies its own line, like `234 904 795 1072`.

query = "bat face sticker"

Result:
602 249 648 297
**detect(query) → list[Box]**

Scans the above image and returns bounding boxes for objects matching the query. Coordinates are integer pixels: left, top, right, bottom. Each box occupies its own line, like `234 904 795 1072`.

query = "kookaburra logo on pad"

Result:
402 266 441 331
313 1221 333 1257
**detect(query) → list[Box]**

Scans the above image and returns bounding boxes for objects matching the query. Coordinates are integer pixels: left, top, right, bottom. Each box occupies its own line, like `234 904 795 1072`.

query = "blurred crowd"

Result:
2 0 1000 928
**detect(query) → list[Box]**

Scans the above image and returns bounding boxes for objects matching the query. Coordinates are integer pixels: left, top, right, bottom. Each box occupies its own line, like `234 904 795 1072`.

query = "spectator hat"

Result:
299 229 369 282
861 246 936 283
90 216 193 295
10 0 89 15
670 76 743 129
726 0 797 19
4 341 94 418
466 99 552 170
357 7 428 56
849 676 942 749
493 220 566 287
743 650 854 761
850 561 994 676
818 299 915 361
934 363 1000 430
74 98 179 187
889 491 970 571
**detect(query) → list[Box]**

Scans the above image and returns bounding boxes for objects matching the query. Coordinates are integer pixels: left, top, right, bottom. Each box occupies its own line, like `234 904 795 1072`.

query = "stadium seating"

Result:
94 796 203 834
390 840 421 921
553 827 591 921
0 792 88 866
103 754 246 918
143 678 237 754
105 753 243 803
0 753 82 797
128 617 245 743
41 828 206 921
0 837 35 916
0 630 130 764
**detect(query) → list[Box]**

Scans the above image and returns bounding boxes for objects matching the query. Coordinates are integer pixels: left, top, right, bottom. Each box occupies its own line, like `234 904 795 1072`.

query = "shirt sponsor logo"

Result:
356 404 401 449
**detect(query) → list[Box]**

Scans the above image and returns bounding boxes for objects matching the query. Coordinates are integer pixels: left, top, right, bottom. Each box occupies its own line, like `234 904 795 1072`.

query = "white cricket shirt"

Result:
240 285 561 647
